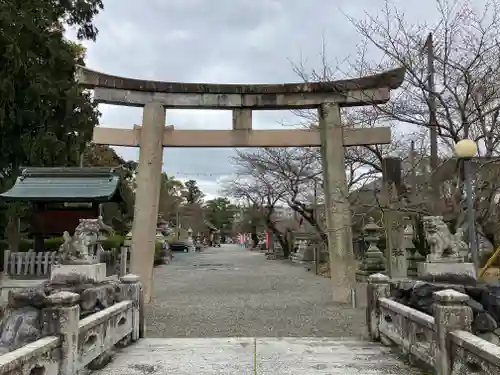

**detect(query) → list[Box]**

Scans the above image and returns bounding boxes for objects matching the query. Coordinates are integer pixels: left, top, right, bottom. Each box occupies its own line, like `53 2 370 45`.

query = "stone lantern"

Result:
356 217 387 282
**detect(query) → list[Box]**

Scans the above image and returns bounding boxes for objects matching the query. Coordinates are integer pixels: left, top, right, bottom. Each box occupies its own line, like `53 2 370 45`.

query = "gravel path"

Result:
145 244 366 338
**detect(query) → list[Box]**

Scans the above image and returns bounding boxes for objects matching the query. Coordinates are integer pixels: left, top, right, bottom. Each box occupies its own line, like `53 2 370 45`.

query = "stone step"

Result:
92 337 421 374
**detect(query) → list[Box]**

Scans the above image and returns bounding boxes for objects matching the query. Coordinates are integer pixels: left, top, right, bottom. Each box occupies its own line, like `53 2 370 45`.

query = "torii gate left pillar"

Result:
130 102 165 303
319 103 355 303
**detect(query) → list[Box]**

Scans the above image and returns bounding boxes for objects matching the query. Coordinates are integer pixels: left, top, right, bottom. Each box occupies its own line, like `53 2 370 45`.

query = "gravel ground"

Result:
145 244 366 338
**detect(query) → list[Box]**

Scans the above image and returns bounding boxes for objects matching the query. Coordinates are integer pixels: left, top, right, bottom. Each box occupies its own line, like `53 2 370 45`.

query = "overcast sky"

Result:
71 0 455 199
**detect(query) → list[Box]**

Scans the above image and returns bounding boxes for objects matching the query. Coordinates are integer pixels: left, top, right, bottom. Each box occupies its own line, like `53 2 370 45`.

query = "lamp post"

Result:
454 139 479 272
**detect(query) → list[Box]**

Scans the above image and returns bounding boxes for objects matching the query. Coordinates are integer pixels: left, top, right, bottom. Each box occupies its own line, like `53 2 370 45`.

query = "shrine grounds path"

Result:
145 244 366 338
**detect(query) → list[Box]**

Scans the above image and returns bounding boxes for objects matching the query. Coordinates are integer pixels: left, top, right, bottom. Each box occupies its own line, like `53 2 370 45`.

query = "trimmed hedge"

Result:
100 235 126 251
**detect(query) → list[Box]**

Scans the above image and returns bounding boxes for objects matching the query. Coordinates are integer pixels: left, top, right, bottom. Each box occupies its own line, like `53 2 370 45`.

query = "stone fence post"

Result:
42 291 80 375
433 289 473 375
366 273 391 341
120 247 128 276
3 250 10 275
119 274 144 340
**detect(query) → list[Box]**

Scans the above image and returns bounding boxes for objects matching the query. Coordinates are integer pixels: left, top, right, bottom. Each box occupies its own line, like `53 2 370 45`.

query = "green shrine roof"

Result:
0 167 124 202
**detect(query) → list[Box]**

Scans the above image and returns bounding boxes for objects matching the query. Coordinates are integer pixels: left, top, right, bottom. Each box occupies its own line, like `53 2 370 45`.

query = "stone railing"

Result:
367 273 500 375
3 247 130 278
0 274 143 375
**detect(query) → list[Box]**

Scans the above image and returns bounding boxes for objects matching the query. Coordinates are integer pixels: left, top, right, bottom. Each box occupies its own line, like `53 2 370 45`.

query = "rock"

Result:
87 351 113 370
0 303 7 324
46 291 80 306
99 285 115 308
8 288 48 309
472 312 497 333
481 286 500 322
408 283 443 315
477 331 500 345
80 288 98 311
391 280 418 305
465 285 489 302
0 307 41 353
80 284 115 311
467 298 484 314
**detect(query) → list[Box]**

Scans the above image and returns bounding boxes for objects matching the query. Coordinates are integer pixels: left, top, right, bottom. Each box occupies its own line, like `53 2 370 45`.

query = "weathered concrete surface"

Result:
77 65 405 94
129 102 165 304
320 103 356 304
0 279 45 300
92 337 421 374
92 127 391 148
145 245 366 338
50 263 106 282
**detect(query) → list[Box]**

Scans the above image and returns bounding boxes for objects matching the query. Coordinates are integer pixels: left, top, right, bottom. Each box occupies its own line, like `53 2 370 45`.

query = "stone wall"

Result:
390 275 500 345
367 274 500 375
0 274 143 375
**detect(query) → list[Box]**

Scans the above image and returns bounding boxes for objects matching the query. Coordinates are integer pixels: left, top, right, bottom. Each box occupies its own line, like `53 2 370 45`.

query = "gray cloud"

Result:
74 0 442 198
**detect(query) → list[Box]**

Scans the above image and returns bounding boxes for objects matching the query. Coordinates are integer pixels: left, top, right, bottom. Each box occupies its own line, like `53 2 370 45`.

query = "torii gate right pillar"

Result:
319 103 355 303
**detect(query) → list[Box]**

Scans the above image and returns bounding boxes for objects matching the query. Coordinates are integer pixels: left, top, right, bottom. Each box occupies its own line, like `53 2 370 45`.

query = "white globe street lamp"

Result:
454 139 478 158
454 139 479 273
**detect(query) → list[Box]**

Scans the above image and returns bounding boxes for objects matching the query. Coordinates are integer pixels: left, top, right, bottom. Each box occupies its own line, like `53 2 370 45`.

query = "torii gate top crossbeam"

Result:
76 66 405 109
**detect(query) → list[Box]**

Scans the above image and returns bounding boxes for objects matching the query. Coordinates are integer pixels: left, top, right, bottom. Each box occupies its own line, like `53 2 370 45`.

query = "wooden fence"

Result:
97 247 130 276
3 247 130 279
3 250 58 277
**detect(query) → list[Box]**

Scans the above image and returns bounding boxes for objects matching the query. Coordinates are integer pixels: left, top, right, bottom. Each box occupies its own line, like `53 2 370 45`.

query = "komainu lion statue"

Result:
58 216 113 264
422 216 468 261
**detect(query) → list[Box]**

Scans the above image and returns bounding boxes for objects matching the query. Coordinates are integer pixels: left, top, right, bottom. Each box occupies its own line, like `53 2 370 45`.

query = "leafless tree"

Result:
228 0 500 252
290 0 500 248
223 164 294 253
343 0 500 247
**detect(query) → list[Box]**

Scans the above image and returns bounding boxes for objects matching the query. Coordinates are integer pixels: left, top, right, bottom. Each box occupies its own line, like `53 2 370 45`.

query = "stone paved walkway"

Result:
94 337 422 374
146 244 366 338
95 245 422 374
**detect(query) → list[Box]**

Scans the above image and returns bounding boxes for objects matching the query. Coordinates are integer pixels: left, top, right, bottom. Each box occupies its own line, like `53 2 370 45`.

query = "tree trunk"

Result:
288 202 328 246
266 218 290 258
251 230 259 248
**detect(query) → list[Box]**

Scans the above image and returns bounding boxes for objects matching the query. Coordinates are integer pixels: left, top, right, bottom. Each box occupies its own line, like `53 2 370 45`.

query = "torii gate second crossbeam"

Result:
77 65 405 304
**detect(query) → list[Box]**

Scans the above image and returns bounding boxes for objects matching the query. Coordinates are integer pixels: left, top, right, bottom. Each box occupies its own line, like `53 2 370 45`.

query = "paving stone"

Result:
145 244 366 338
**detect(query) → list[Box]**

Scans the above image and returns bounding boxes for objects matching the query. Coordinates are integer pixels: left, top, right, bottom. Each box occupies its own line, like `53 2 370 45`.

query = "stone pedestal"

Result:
291 246 315 264
417 259 477 279
391 248 407 279
407 251 425 277
51 263 107 282
403 222 426 277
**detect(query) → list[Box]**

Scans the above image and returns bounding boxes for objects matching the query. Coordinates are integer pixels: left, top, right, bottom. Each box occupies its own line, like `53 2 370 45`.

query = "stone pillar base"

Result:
356 270 387 282
51 263 107 282
354 282 368 308
426 254 464 263
417 261 476 279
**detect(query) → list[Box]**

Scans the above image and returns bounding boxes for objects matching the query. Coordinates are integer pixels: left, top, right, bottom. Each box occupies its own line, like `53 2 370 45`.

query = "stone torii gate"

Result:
77 66 405 303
